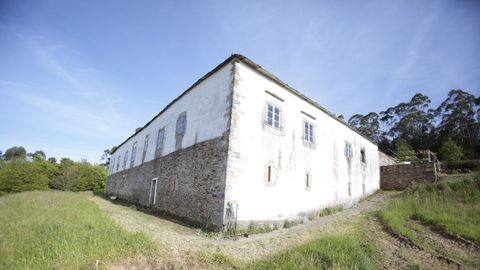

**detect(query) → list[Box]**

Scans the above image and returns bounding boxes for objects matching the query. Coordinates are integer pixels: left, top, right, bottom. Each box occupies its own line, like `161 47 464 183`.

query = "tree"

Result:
100 146 116 168
380 93 435 151
438 138 464 162
435 89 480 158
28 150 46 161
3 146 27 161
47 157 57 164
393 138 416 161
0 160 50 194
348 112 383 143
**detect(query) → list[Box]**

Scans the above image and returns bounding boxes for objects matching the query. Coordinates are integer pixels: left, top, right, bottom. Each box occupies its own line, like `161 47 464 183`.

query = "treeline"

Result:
0 146 106 195
347 89 479 161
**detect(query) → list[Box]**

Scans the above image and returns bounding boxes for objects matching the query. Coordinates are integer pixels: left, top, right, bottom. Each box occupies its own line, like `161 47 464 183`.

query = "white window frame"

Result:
266 103 281 129
303 121 315 143
344 141 353 159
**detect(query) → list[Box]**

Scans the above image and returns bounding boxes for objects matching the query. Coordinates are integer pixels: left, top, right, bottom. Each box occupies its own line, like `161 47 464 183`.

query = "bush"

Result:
439 138 464 162
442 159 480 173
49 159 106 192
0 160 50 193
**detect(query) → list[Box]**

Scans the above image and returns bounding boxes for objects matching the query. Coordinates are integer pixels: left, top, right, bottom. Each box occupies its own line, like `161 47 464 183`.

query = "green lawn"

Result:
0 191 155 270
379 172 480 243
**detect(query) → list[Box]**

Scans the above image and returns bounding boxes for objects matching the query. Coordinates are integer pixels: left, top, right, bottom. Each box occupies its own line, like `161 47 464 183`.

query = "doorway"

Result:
149 178 158 206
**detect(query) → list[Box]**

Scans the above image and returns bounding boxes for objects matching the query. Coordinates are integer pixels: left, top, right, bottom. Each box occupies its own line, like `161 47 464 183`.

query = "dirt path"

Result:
92 192 393 261
364 216 480 270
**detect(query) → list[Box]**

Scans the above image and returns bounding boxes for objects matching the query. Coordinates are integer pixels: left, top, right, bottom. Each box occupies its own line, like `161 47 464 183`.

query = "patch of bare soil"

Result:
365 216 480 270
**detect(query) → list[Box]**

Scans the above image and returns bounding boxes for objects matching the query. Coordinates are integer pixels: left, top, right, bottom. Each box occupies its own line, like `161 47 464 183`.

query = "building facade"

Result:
106 54 380 229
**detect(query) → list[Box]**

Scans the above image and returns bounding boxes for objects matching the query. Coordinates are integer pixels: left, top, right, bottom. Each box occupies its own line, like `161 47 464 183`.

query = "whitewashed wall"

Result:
225 61 380 221
109 64 232 175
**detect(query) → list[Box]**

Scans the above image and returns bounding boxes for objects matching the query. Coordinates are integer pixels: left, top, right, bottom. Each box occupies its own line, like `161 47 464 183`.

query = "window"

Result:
142 134 149 164
123 151 128 169
155 128 165 158
344 142 353 159
360 149 366 163
304 121 314 143
305 172 312 190
110 158 115 174
265 164 278 186
175 112 187 150
130 142 137 168
266 104 281 129
116 155 120 171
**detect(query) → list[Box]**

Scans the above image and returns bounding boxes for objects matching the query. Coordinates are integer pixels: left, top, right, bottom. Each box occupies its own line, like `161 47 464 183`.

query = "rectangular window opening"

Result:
266 104 281 129
360 149 366 163
304 121 314 143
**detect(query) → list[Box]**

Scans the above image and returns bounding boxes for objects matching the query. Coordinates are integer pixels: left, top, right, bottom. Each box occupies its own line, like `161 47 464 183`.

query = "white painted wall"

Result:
225 61 380 221
108 63 232 175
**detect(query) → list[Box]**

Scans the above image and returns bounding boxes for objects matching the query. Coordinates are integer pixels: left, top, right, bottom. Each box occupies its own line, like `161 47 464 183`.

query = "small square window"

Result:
304 121 314 143
266 104 281 129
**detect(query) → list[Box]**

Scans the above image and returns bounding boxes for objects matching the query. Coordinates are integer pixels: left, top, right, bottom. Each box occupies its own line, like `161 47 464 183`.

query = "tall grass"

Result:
0 191 155 270
247 231 378 270
379 172 480 243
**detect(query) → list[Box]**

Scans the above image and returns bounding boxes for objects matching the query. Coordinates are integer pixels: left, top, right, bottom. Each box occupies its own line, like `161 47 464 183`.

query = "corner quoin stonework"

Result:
106 134 229 229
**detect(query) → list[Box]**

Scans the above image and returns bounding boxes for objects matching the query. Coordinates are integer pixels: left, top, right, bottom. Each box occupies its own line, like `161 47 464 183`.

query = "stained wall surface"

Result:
106 63 233 228
225 61 380 222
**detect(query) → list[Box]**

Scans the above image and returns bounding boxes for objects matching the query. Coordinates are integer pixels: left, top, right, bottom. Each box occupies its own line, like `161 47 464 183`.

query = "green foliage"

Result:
0 160 50 194
439 137 464 162
349 90 479 159
379 173 480 244
393 138 416 161
442 159 480 173
319 206 344 217
0 191 155 270
3 146 27 161
49 159 106 192
247 232 378 270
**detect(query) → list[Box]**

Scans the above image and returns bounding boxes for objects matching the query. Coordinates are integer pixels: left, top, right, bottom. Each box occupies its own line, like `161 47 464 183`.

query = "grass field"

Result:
245 228 378 270
379 172 480 243
0 191 155 270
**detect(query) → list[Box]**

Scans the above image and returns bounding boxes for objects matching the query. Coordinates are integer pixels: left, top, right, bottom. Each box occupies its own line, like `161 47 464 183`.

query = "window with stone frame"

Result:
344 141 353 159
304 121 314 143
360 148 366 163
130 142 137 168
123 151 128 169
305 172 312 190
116 155 120 171
155 128 165 158
175 112 187 150
142 134 149 164
266 103 281 129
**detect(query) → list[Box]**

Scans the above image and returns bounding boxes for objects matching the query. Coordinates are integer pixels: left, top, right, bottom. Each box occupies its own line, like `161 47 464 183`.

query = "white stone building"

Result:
106 54 380 229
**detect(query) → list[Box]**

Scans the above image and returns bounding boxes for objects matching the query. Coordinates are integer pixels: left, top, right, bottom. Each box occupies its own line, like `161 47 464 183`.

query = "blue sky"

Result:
0 0 479 162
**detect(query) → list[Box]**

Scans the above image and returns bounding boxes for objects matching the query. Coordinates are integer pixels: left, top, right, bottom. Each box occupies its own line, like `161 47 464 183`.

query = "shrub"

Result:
0 160 50 193
439 138 464 162
442 159 480 173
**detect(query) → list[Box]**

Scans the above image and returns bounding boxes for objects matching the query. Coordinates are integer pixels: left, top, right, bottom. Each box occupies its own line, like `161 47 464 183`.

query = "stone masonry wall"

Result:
106 134 229 229
380 162 437 190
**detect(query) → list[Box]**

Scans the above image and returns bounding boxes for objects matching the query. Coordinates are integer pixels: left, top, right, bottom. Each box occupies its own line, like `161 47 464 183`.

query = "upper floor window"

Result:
360 148 366 163
130 142 137 168
142 134 149 164
304 121 314 143
344 142 353 159
110 158 115 174
116 155 120 171
155 128 165 158
266 104 281 129
123 151 128 169
175 112 187 150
